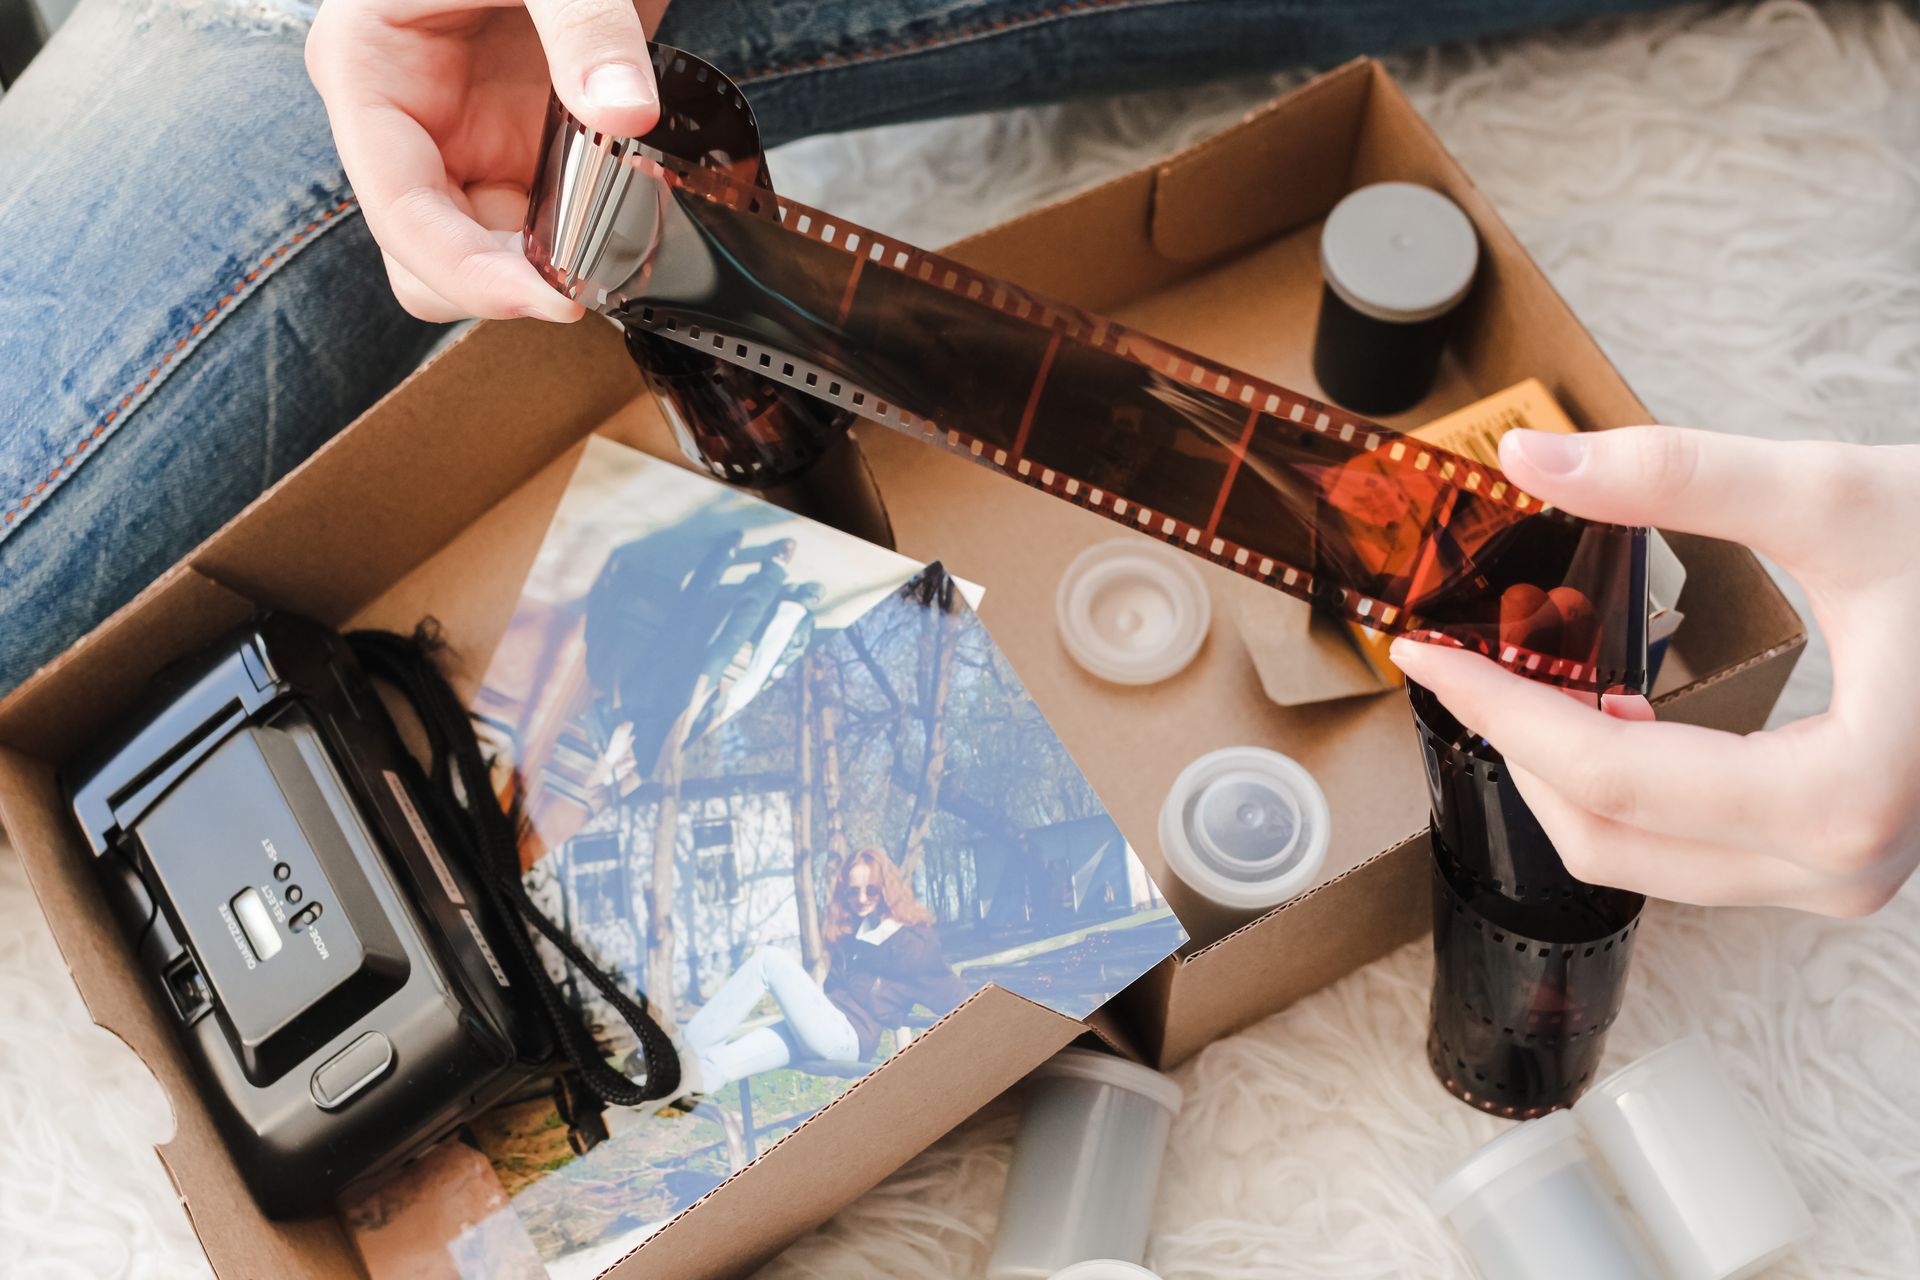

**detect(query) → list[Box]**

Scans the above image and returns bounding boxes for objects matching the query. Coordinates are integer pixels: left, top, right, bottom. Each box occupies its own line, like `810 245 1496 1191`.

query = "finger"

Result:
1391 639 1816 853
330 100 581 321
465 180 536 232
382 251 467 324
1495 425 1872 578
1505 762 1848 911
1600 691 1655 722
521 0 660 138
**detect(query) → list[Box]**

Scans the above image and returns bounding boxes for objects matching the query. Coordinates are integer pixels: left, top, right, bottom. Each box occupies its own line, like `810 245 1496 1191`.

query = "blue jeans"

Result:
682 946 861 1090
0 0 1673 697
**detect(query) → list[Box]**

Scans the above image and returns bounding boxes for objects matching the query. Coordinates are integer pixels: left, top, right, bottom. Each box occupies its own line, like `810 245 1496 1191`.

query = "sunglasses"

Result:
840 884 881 904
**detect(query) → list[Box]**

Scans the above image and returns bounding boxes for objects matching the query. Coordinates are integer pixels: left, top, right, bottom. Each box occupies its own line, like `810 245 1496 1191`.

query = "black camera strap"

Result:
347 628 682 1108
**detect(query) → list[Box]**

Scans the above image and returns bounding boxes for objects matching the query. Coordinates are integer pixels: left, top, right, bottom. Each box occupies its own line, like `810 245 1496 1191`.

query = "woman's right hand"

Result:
1393 426 1920 917
306 0 666 322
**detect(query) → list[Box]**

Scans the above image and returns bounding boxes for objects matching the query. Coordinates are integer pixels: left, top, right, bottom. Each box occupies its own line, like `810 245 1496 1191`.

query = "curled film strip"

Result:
524 46 1649 695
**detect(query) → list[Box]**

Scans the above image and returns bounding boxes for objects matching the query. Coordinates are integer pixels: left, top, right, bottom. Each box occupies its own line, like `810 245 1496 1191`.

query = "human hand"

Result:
1390 426 1920 917
306 0 667 321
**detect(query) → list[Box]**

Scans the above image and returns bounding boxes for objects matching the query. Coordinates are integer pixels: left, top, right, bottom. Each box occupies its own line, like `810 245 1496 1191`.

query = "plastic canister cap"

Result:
1573 1035 1813 1280
1429 1110 1589 1226
1320 182 1479 324
1030 1048 1184 1117
1056 539 1210 685
1431 1111 1663 1280
1048 1263 1163 1280
1157 747 1330 911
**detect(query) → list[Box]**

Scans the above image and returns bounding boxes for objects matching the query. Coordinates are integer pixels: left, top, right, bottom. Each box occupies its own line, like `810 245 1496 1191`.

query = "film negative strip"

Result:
524 46 1649 694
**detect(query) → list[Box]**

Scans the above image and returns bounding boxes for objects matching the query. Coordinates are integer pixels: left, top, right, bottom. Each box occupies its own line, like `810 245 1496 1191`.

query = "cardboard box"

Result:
0 57 1803 1277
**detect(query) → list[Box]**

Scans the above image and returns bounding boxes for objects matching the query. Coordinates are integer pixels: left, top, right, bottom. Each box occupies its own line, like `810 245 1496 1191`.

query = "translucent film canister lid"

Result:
1574 1035 1813 1280
1431 1111 1662 1280
1056 539 1210 685
1431 1110 1588 1225
1157 747 1330 911
1030 1047 1184 1117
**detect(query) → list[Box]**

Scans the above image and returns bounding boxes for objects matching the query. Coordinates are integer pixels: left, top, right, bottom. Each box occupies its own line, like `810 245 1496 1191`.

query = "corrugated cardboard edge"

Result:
599 984 1081 1279
1147 831 1430 1069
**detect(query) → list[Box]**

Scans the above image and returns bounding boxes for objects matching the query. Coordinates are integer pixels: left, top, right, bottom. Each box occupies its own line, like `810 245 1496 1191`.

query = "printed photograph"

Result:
344 439 1184 1278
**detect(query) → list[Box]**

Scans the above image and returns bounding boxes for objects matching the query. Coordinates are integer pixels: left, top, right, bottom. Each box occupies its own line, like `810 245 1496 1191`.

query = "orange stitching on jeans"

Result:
738 0 1150 82
4 196 358 527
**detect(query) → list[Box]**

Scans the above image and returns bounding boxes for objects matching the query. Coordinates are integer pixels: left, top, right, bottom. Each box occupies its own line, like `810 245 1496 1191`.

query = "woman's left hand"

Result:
1391 424 1920 918
306 0 669 322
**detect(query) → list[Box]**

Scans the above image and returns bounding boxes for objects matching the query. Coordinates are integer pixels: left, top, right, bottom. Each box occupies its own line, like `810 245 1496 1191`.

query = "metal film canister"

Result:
987 1049 1183 1280
1312 182 1479 415
1574 1035 1814 1280
1431 1110 1662 1280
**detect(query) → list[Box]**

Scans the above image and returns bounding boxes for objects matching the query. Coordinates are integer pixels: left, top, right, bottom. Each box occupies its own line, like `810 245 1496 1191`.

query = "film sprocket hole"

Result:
65 615 555 1217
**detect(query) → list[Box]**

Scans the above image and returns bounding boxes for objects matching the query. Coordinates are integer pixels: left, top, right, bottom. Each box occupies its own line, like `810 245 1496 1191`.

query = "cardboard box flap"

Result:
0 568 256 761
1235 590 1384 707
942 165 1174 318
1658 532 1805 688
191 320 640 626
0 744 351 1280
1144 831 1430 1068
607 985 1080 1279
1149 59 1372 267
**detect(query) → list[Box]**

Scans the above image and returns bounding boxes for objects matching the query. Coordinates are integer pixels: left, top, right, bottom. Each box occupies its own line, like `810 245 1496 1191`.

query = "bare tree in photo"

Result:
899 586 964 879
815 656 853 885
791 653 825 977
645 752 682 1028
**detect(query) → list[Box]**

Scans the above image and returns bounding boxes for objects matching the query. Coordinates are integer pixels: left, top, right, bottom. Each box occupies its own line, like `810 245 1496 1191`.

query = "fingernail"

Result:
1506 429 1586 476
1600 691 1654 718
585 62 657 111
1389 637 1422 666
515 300 576 323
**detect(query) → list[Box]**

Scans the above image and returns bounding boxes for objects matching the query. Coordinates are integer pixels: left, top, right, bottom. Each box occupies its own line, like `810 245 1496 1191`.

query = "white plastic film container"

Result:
1574 1035 1813 1280
988 1049 1183 1280
1430 1110 1662 1280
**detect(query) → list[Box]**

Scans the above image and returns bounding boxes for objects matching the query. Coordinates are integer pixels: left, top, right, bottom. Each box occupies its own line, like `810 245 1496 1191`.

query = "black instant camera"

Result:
65 615 554 1218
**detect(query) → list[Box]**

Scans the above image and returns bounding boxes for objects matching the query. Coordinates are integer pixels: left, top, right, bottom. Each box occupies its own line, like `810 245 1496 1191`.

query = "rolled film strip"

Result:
524 46 1649 694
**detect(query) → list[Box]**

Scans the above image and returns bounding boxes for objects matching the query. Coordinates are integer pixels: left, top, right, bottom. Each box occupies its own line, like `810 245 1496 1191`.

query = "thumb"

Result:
522 0 660 138
1496 425 1860 577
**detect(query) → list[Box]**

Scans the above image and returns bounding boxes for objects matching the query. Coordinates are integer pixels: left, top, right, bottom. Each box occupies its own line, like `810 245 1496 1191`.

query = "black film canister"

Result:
1312 183 1479 416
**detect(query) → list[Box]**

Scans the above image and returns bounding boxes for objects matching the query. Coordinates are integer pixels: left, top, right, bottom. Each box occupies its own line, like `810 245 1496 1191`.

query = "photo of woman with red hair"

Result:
680 847 968 1093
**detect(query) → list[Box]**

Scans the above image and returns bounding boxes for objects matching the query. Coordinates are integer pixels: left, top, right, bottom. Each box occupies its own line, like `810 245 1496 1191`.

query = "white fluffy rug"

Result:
5 2 1919 1275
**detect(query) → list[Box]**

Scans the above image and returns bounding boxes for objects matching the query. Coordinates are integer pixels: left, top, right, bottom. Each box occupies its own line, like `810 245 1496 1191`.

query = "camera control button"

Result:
311 1032 394 1110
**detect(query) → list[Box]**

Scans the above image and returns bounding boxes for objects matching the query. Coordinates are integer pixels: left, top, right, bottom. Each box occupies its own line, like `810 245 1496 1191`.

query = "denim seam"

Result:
735 0 1192 85
0 192 360 548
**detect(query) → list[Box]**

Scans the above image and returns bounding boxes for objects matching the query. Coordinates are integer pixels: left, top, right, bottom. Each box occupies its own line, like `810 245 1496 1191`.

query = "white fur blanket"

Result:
3 2 1917 1276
